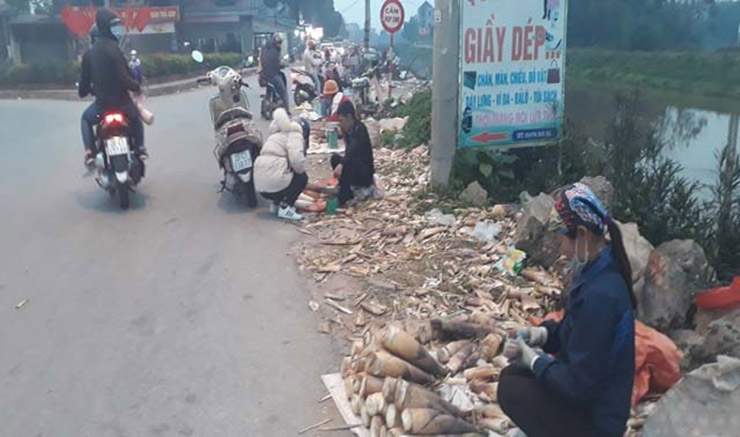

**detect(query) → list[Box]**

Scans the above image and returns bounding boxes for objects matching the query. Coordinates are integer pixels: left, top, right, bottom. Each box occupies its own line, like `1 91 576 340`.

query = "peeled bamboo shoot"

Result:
480 333 503 360
446 343 476 375
366 392 386 416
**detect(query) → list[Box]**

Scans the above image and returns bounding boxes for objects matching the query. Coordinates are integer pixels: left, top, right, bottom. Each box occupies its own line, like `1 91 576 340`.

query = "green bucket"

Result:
327 130 339 150
326 197 339 215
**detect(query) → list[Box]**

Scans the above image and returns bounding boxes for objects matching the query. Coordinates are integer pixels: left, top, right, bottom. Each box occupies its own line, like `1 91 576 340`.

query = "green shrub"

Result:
390 90 432 149
0 53 243 87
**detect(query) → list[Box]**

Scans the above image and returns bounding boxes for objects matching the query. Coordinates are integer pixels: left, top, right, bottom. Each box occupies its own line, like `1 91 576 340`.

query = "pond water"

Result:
566 86 739 194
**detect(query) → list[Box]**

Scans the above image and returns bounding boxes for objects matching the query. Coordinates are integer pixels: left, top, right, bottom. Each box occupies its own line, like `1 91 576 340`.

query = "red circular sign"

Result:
380 0 405 34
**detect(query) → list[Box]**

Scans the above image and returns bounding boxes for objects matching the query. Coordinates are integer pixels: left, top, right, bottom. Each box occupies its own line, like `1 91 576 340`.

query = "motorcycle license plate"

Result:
230 150 252 172
105 137 130 156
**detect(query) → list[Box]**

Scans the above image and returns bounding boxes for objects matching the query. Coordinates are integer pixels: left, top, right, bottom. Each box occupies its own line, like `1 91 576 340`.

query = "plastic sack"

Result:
532 311 683 406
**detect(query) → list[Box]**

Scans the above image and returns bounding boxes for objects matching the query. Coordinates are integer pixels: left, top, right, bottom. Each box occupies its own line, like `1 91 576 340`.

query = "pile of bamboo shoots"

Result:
340 314 519 436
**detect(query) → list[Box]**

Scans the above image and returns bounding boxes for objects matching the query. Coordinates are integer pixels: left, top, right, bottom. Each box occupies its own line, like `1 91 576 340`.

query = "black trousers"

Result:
498 366 617 437
331 153 372 205
260 172 308 207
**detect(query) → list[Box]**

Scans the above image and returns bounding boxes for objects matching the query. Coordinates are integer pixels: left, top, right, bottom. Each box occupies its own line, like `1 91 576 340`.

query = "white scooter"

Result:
192 51 263 207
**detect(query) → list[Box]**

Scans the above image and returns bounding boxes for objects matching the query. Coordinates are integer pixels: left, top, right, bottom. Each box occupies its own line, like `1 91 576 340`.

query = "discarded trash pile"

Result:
340 319 517 436
296 146 563 333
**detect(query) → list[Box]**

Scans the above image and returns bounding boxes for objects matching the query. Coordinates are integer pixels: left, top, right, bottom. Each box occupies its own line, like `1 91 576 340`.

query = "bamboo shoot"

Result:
367 350 434 385
401 408 478 434
446 343 476 375
360 374 385 398
395 380 462 417
431 319 497 340
382 325 446 376
366 392 386 416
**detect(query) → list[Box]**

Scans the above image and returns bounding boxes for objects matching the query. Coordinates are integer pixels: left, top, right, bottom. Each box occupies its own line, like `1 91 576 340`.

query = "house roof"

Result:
418 1 433 12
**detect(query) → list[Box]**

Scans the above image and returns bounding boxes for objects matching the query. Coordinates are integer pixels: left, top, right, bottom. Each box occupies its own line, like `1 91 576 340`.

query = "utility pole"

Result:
365 0 371 50
431 0 460 187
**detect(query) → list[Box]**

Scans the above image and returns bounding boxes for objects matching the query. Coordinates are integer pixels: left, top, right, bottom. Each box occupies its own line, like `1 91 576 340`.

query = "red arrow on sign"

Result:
471 132 508 143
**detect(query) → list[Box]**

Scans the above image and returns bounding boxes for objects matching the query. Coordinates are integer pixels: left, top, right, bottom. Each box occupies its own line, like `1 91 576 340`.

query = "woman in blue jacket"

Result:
499 183 636 437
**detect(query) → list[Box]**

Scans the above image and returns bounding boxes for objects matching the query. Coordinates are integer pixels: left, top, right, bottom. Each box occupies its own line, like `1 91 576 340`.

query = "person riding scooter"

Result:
79 24 100 167
260 34 290 115
89 8 146 158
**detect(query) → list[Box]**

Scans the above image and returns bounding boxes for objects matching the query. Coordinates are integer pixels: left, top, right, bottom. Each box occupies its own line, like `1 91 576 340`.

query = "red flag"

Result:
61 5 96 37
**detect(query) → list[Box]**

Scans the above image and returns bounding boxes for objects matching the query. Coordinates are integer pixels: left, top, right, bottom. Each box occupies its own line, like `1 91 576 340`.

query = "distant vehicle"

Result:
363 48 380 63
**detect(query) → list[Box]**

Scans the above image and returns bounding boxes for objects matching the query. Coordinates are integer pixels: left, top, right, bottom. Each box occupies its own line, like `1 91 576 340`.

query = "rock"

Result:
425 208 456 227
514 193 560 268
642 355 740 437
695 305 740 333
578 176 614 209
365 118 381 147
460 181 488 206
656 239 714 287
379 116 408 134
616 221 654 284
637 250 691 331
695 308 740 364
670 329 706 372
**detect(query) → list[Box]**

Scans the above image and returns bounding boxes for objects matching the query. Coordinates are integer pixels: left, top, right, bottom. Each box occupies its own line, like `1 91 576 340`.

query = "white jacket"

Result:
254 109 306 194
303 48 320 75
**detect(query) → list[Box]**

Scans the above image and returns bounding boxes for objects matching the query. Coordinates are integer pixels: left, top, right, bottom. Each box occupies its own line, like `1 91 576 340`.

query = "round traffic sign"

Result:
380 0 405 34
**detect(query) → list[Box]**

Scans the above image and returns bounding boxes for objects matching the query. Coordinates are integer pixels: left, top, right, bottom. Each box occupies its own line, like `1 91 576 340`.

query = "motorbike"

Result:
193 51 263 207
351 66 380 117
93 111 145 210
258 54 290 120
291 67 318 107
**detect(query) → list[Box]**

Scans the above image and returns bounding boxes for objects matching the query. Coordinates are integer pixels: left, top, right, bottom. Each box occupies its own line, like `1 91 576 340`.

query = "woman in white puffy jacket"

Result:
254 108 307 221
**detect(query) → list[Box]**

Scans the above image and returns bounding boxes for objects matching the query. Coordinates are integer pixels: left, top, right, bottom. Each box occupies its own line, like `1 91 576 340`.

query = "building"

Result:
417 1 434 30
0 0 10 62
178 0 257 54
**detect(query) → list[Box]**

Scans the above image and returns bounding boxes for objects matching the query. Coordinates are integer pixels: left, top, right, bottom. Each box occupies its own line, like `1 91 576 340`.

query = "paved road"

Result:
0 80 341 436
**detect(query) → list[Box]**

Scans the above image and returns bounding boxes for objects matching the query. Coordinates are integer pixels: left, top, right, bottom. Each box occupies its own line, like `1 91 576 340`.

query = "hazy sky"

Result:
334 0 430 28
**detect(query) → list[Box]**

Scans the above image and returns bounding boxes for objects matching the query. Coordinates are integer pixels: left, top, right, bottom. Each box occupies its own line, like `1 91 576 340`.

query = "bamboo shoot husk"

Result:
382 377 400 402
360 374 385 398
370 416 385 437
480 333 503 361
446 343 476 375
431 319 497 340
382 325 446 376
385 403 403 428
479 417 512 433
394 380 462 417
367 350 434 385
437 340 471 364
351 394 363 415
463 365 498 382
469 312 497 326
379 424 387 437
401 408 478 434
353 375 363 394
366 392 386 416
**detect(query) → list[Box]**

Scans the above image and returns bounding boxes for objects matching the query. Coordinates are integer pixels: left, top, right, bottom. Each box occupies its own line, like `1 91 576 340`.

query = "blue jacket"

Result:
533 246 635 436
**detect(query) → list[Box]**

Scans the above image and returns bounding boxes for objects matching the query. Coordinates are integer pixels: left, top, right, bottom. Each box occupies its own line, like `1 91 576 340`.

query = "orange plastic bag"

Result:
532 311 683 406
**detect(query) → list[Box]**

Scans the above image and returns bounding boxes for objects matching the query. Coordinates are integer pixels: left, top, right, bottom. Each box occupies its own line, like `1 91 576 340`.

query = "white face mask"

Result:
566 235 590 277
111 24 125 39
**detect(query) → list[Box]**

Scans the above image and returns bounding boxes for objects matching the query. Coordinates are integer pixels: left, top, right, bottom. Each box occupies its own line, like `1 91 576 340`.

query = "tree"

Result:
263 0 344 37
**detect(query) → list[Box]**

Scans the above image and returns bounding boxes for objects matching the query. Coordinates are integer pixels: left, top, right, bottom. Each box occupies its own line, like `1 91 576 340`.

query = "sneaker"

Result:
278 205 303 221
137 147 149 160
84 150 95 168
269 202 279 214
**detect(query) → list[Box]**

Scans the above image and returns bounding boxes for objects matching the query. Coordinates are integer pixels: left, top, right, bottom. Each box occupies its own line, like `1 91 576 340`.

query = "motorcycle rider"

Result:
302 39 322 94
260 34 290 115
89 9 146 158
79 24 100 167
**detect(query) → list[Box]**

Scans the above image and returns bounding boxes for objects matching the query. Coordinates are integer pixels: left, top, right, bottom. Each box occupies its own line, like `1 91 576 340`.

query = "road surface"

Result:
0 80 342 436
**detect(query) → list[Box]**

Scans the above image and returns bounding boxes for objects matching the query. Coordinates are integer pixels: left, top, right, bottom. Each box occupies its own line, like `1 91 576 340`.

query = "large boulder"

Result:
579 175 614 209
642 355 740 437
514 193 560 268
695 308 740 363
460 181 488 206
616 221 654 284
656 239 714 287
637 250 691 331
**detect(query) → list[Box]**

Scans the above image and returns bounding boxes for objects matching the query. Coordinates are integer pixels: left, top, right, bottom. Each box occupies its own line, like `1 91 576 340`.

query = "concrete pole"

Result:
365 0 371 50
430 0 460 187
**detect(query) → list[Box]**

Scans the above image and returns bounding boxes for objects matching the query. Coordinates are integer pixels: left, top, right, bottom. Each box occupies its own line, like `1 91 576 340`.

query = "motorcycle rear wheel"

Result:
118 182 130 210
245 180 258 208
261 99 271 120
